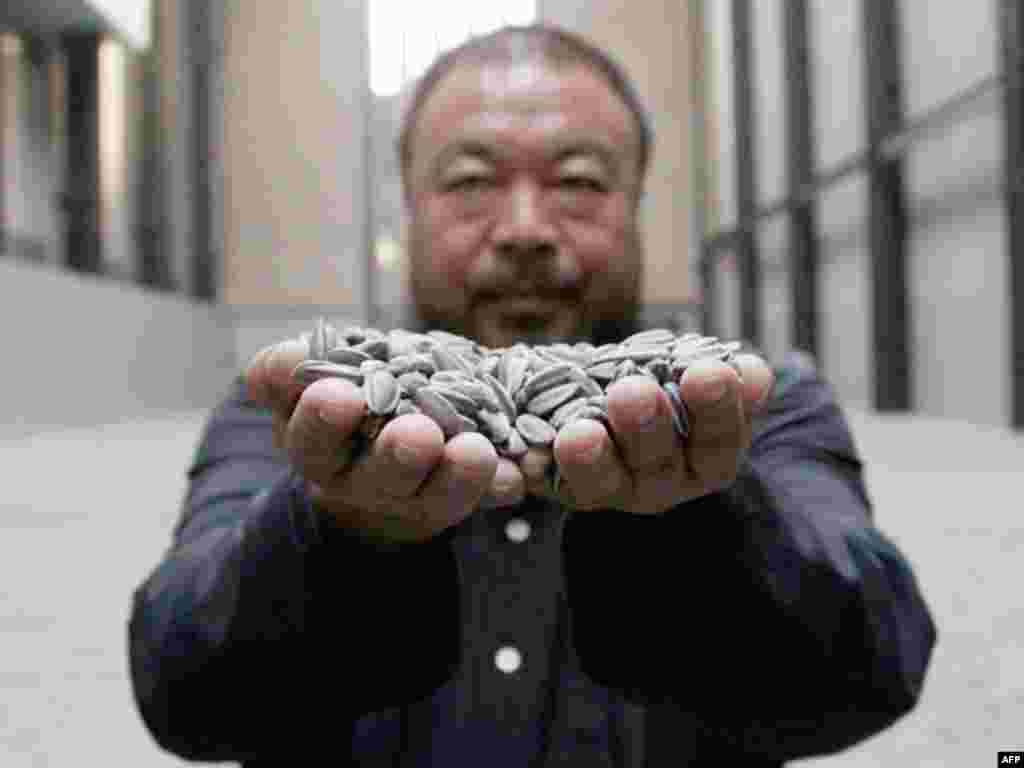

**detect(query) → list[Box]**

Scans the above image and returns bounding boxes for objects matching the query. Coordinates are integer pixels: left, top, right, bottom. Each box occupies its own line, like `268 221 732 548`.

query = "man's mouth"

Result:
472 294 580 346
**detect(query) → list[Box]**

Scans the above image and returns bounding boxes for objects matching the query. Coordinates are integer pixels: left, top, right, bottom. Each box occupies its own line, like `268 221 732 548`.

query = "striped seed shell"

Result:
327 346 372 366
355 338 390 360
515 413 557 447
395 399 421 418
519 363 577 404
477 409 512 444
396 371 430 393
477 354 501 379
550 396 590 430
585 361 619 383
500 427 529 458
365 368 400 415
571 405 611 426
431 344 475 375
292 360 363 385
526 380 580 417
389 353 437 377
430 370 475 386
414 387 468 438
481 372 517 421
449 377 501 412
615 360 639 380
592 345 667 365
425 384 479 418
309 317 329 360
499 351 531 396
427 329 471 346
623 328 676 346
576 373 604 397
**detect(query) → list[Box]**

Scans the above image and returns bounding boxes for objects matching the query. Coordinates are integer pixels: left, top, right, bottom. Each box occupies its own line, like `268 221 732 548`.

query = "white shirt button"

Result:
504 517 531 543
494 646 523 674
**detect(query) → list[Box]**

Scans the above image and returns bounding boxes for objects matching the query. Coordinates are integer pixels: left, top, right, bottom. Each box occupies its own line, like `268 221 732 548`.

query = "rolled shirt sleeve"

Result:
563 363 937 760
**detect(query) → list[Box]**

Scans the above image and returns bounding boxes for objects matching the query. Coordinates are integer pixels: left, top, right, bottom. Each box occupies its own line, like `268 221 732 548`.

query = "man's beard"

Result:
407 229 642 347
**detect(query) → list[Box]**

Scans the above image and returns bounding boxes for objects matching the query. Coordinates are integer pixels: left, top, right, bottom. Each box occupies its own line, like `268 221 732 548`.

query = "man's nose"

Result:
492 182 557 259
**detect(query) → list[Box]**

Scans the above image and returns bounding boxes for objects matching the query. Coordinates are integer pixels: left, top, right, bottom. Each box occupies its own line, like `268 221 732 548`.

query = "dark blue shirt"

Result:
128 359 936 766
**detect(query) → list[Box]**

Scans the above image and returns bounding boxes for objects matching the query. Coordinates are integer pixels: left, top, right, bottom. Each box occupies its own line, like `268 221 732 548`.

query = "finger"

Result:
246 337 309 413
732 353 775 415
478 458 527 510
553 418 630 510
606 376 681 474
344 413 446 500
520 447 555 498
417 432 499 529
679 359 748 491
272 411 288 455
284 377 366 484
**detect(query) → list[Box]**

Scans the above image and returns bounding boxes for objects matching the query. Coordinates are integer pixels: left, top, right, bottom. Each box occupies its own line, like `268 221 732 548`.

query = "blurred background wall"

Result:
1 0 1021 433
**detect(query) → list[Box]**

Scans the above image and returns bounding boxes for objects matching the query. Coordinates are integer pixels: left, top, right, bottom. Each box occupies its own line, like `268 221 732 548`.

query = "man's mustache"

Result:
468 251 583 301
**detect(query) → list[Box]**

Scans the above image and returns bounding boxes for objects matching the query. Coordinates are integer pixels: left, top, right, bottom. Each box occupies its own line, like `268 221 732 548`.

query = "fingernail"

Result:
394 441 426 467
579 436 604 463
318 408 339 427
704 377 728 403
636 392 659 429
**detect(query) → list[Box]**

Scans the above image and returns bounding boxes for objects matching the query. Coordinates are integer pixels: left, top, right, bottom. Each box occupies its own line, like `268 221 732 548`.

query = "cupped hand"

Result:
245 337 524 543
521 354 774 514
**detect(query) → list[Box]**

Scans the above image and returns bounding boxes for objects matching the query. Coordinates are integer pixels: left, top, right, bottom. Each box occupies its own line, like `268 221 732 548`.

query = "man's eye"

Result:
446 176 494 193
558 176 605 193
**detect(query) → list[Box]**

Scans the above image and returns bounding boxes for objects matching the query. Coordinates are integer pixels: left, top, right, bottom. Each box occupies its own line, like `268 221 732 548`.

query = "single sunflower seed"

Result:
500 428 529 459
527 380 581 417
477 409 512 444
515 413 557 447
365 368 400 416
327 346 372 366
292 360 363 385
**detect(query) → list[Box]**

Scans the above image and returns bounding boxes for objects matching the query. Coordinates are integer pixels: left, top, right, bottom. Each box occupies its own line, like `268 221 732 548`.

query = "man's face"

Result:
405 58 645 349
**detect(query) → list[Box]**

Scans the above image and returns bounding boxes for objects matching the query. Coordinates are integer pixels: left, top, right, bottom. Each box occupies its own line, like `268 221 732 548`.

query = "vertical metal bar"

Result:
782 0 819 360
689 0 710 326
700 241 717 336
189 0 215 301
139 0 170 290
731 0 761 345
862 0 910 411
63 33 102 274
362 0 378 327
1001 0 1024 428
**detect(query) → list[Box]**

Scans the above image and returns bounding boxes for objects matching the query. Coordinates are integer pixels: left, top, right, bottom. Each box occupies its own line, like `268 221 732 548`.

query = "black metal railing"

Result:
701 0 1024 428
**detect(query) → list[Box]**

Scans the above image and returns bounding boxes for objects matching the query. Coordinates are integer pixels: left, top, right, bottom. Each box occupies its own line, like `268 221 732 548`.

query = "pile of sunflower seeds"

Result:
293 319 743 468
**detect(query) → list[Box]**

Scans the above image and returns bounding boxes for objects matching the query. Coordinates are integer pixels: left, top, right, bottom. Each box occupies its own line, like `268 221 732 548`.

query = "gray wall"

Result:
1 259 237 436
1 37 64 264
710 0 1009 425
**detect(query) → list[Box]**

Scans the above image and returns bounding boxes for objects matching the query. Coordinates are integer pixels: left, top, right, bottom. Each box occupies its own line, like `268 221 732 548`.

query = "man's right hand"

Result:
245 337 524 544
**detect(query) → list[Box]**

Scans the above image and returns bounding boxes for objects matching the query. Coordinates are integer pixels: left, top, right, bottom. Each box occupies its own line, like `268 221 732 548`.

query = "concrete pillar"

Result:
220 1 372 363
537 0 700 326
62 33 102 274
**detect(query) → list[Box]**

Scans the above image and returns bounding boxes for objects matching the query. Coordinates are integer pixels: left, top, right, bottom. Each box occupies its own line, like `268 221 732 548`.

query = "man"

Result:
128 24 936 767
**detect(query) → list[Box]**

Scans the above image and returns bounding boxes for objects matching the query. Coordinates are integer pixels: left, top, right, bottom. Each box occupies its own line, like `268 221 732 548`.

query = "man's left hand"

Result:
519 354 774 514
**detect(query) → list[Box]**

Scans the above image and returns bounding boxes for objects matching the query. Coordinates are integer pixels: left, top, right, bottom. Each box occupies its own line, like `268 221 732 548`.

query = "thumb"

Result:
245 337 310 412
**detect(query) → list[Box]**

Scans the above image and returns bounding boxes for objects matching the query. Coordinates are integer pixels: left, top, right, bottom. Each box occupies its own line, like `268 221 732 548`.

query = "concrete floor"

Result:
0 405 1020 766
